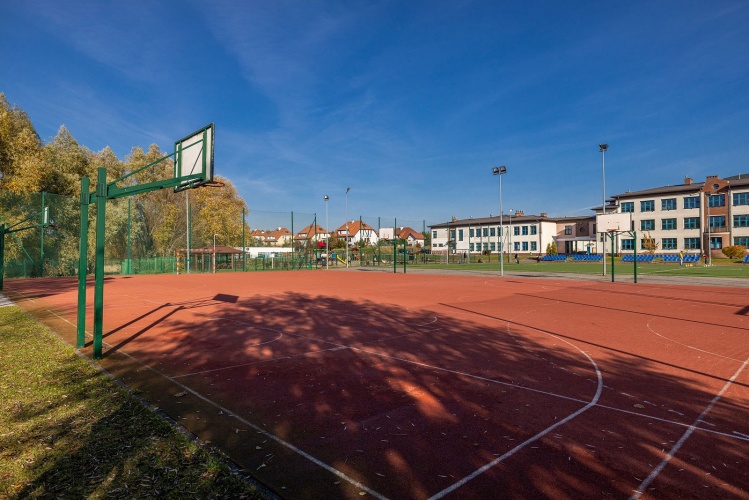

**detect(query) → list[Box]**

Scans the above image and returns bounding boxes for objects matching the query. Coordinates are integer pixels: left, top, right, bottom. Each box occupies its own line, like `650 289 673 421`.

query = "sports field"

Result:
5 270 749 499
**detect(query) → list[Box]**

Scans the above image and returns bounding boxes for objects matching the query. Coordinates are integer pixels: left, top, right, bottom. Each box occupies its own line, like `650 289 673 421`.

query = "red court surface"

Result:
5 271 749 499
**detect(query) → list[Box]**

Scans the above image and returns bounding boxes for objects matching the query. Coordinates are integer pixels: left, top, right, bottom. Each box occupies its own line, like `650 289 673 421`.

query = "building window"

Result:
490 242 496 251
469 243 474 251
684 237 701 250
514 226 520 236
432 230 437 238
661 198 676 210
684 217 700 229
530 225 537 235
483 243 489 251
450 229 456 240
709 215 726 229
458 229 463 241
640 219 655 231
621 202 634 213
514 242 520 251
733 192 749 206
708 194 726 207
661 218 676 230
621 239 634 250
564 225 573 235
522 242 528 251
683 196 700 209
640 200 655 212
469 228 474 238
734 237 749 246
482 228 488 237
734 215 749 228
662 238 677 250
531 241 537 251
490 227 496 237
522 226 528 235
710 236 723 250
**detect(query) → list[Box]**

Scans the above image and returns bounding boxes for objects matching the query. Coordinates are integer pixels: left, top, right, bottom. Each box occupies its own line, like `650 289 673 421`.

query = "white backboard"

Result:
596 212 632 233
174 123 214 191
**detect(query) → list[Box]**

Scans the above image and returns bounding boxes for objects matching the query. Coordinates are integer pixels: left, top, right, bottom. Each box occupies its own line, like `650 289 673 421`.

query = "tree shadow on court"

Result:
94 288 749 500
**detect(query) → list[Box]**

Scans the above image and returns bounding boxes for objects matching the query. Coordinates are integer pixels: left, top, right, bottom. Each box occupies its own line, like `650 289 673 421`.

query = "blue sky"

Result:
2 1 748 226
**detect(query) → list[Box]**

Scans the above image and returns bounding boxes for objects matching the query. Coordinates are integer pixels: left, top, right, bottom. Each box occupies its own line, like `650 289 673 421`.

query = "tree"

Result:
0 93 43 193
546 241 558 255
642 231 659 254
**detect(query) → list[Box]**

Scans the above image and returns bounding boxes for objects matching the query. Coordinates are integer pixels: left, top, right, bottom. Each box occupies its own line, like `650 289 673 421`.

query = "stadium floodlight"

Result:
492 166 507 277
324 195 329 270
599 144 608 275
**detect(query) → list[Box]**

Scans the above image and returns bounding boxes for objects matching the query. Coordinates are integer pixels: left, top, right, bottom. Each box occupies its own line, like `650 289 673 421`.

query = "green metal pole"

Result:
403 240 406 274
604 233 616 283
126 197 131 275
242 208 246 272
39 191 45 278
633 231 638 284
76 177 90 348
93 168 107 360
0 226 5 291
393 240 397 274
291 212 294 270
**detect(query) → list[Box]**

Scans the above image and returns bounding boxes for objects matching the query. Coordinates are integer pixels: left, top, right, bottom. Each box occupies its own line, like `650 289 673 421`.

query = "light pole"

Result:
324 195 329 270
212 234 218 273
705 191 711 266
493 166 507 277
599 144 608 275
345 187 350 268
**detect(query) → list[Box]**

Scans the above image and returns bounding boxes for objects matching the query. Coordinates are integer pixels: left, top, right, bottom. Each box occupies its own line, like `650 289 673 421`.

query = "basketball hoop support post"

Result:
77 123 215 360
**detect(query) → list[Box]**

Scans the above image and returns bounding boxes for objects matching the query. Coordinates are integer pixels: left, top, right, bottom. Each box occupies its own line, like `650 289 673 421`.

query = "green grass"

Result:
410 258 749 278
0 306 267 499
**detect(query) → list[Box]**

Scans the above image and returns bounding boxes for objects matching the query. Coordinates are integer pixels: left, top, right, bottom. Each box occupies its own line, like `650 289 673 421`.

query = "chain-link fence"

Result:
1 191 440 278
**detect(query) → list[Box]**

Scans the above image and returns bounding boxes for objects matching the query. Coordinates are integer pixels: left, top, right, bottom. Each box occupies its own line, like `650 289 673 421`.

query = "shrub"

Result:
721 245 747 260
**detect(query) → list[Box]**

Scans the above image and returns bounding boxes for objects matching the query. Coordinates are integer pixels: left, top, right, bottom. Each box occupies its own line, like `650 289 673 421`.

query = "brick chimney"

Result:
684 177 692 185
540 212 547 218
515 210 524 216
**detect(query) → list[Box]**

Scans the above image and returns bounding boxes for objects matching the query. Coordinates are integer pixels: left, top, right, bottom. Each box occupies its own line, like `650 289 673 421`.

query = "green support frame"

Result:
0 200 53 291
77 125 213 359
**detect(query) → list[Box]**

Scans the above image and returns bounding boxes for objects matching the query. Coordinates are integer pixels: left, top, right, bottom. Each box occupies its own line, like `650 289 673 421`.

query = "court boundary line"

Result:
630 356 749 499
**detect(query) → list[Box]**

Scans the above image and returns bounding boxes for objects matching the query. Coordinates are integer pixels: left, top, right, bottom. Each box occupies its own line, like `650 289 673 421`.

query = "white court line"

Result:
427 334 604 499
103 343 390 499
630 356 749 499
647 318 745 363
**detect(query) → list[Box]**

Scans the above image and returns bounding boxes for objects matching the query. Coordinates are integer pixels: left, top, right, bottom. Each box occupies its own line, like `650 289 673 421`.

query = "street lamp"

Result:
345 187 350 268
492 166 507 277
213 234 218 273
599 144 608 275
324 195 329 270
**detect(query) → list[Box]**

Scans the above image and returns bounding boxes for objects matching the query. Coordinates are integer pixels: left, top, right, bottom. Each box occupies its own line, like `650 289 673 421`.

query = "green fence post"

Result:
93 168 107 360
603 233 615 283
242 207 246 272
39 191 45 278
126 197 131 275
632 230 638 284
76 177 90 348
403 240 406 274
291 211 294 270
0 226 5 291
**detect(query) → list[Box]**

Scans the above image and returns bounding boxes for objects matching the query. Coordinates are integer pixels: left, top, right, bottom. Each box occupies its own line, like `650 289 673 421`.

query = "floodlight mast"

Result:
324 195 329 270
599 144 608 275
492 166 507 277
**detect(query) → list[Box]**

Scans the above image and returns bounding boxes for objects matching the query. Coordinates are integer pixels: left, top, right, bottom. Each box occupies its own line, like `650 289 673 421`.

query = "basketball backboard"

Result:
596 212 632 233
174 123 214 192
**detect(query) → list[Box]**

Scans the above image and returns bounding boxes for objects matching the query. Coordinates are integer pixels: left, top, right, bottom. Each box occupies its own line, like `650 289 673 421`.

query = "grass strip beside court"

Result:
0 305 268 499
